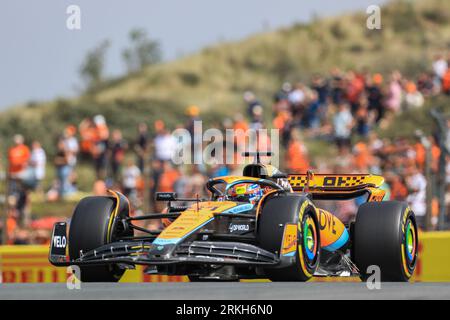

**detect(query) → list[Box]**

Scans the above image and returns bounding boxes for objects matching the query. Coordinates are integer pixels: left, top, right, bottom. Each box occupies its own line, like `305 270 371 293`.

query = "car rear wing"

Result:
288 173 385 201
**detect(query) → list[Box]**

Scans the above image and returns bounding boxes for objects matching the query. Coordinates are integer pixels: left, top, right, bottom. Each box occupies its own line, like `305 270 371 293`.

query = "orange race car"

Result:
49 152 418 282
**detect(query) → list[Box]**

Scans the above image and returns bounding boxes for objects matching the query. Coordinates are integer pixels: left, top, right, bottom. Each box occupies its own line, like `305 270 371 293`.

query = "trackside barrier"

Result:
0 231 449 283
0 245 187 283
413 231 450 282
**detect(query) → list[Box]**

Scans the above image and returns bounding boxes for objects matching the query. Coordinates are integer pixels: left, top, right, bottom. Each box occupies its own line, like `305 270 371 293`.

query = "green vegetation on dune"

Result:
1 0 450 154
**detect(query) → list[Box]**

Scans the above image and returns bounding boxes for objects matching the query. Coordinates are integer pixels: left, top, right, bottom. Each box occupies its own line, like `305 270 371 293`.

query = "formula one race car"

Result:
49 152 418 282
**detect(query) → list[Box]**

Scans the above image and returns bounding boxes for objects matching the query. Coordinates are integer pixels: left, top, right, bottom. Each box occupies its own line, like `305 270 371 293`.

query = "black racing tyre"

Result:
257 194 320 281
69 196 129 282
353 201 418 282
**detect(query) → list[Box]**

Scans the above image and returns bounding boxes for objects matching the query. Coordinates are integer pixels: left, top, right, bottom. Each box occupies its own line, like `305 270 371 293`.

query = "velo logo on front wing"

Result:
53 235 67 248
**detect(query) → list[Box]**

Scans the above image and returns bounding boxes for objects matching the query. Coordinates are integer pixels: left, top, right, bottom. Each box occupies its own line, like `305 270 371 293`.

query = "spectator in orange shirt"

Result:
7 135 31 224
154 161 178 203
352 141 371 172
285 130 310 173
272 111 288 131
430 135 441 173
442 67 450 94
92 115 110 179
6 198 18 243
233 113 249 132
233 113 249 163
152 161 181 229
79 117 98 157
346 71 365 112
158 161 181 193
8 134 30 178
388 173 408 201
414 140 426 171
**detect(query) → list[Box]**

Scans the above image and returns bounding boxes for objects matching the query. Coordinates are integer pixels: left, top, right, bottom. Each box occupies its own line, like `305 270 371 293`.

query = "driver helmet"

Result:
228 183 264 205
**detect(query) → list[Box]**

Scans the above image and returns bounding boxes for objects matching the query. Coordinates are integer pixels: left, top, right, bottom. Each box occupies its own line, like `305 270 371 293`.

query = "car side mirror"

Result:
155 192 177 201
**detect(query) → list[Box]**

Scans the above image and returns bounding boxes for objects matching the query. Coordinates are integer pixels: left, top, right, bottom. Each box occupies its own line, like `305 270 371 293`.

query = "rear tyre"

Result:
353 201 418 282
69 196 130 282
257 194 320 281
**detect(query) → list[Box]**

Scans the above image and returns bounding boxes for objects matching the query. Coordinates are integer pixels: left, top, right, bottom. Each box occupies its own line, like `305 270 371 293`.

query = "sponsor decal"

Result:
322 175 366 187
50 222 68 257
317 208 349 251
53 236 66 249
152 238 181 245
228 223 250 233
223 204 253 214
318 209 337 235
281 224 297 256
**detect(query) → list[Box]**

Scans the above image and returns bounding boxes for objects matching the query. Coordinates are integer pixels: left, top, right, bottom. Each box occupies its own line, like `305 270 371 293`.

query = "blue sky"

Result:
0 0 388 109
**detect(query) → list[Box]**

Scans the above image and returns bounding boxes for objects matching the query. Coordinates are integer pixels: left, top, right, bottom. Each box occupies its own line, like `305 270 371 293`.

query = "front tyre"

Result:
353 201 418 282
69 195 131 282
258 194 320 281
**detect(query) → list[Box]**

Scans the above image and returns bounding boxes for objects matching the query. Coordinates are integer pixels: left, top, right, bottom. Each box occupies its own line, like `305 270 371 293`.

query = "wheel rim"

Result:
303 215 317 261
405 219 416 264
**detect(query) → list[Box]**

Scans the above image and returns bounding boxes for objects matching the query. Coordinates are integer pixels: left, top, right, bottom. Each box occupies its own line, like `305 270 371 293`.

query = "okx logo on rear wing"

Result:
288 173 385 201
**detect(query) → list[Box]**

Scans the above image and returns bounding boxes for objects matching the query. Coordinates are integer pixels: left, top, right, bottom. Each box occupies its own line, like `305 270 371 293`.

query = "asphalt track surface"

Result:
0 282 449 299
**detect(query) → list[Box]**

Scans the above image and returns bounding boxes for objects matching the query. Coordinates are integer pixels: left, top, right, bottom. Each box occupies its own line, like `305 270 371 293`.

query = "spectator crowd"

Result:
1 54 450 244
